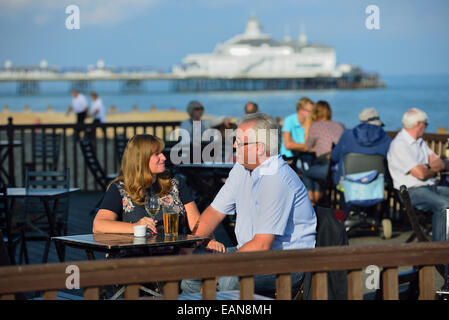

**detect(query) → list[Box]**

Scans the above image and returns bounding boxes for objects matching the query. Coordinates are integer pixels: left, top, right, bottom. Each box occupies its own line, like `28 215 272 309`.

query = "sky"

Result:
0 0 448 75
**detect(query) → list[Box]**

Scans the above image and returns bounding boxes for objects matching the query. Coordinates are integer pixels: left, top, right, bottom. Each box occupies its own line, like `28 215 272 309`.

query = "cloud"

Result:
0 0 159 26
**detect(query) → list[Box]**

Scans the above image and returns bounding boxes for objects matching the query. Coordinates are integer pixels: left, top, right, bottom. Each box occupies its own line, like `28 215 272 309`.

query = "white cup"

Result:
133 225 147 237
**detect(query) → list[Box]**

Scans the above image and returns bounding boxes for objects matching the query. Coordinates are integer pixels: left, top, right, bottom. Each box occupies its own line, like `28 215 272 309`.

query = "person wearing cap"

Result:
179 101 211 143
331 107 392 185
387 108 449 242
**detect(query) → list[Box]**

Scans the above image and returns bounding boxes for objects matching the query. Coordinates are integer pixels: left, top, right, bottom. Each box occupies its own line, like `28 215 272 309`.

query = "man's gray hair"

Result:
239 113 280 156
402 108 428 129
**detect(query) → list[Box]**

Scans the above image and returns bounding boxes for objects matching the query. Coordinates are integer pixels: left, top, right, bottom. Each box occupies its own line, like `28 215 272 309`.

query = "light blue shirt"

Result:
280 113 305 158
211 154 316 250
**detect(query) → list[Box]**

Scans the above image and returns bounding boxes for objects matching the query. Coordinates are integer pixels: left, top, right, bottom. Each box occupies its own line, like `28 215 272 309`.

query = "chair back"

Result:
32 133 61 171
398 185 430 242
302 206 348 300
23 168 71 234
79 138 108 190
343 153 385 175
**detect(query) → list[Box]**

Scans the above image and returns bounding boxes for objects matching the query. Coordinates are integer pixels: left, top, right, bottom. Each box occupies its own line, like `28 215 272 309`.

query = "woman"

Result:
93 134 224 253
302 101 345 205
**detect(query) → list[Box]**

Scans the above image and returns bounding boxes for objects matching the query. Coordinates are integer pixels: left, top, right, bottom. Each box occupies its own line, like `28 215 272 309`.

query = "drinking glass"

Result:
145 195 160 234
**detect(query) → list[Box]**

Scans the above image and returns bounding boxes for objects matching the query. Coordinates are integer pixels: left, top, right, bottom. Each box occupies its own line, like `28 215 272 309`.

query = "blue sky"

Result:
0 0 448 75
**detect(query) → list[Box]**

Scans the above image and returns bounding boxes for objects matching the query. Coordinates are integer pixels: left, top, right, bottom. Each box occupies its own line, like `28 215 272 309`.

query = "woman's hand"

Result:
134 217 158 233
206 239 226 253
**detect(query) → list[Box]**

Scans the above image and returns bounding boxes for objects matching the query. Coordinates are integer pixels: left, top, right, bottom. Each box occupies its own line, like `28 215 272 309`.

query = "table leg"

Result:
85 249 95 260
41 198 65 262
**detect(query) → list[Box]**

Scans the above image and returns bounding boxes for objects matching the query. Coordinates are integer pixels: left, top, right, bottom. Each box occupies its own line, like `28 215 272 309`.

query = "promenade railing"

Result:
0 242 448 300
0 117 180 189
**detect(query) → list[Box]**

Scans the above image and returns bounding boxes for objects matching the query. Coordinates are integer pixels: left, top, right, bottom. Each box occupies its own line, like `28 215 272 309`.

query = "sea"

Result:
1 74 448 133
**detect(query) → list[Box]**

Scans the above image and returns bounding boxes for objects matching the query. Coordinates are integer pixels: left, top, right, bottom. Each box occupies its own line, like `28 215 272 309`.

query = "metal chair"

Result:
0 183 26 265
24 132 61 172
339 153 392 239
18 168 70 263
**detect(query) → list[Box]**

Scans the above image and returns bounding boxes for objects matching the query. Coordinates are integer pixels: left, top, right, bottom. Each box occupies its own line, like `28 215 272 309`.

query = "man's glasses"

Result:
234 141 259 148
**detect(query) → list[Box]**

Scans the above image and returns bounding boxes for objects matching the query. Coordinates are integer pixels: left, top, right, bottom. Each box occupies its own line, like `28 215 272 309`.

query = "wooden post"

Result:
124 284 140 300
42 290 58 300
347 270 363 300
312 272 328 300
382 268 398 300
419 266 435 300
202 278 217 300
84 287 99 300
276 274 291 300
239 276 254 300
163 281 179 300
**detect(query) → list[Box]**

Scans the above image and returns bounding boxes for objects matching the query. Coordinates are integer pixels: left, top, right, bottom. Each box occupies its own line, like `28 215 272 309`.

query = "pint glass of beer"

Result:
162 204 179 238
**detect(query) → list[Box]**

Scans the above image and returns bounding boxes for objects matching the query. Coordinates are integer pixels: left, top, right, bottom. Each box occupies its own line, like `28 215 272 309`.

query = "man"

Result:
89 92 106 124
387 108 449 242
280 97 314 158
244 101 259 115
67 90 89 124
179 100 210 143
331 107 392 184
181 113 317 294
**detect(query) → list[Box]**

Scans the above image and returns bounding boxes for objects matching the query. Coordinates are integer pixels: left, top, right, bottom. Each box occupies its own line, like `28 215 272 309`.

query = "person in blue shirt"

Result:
280 97 314 158
181 113 317 296
330 107 392 185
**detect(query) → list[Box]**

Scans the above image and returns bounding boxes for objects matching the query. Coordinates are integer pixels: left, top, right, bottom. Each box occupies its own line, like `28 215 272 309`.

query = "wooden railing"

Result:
1 242 448 300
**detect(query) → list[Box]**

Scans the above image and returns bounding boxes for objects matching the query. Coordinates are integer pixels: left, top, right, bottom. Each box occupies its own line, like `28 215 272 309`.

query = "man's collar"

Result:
400 129 422 145
250 154 282 179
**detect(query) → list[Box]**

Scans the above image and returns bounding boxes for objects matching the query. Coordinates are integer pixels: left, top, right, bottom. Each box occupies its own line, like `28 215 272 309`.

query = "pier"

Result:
0 66 384 94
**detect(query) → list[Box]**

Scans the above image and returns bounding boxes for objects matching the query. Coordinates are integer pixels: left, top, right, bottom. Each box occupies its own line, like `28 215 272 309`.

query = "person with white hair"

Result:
180 113 317 295
331 107 392 184
387 108 449 242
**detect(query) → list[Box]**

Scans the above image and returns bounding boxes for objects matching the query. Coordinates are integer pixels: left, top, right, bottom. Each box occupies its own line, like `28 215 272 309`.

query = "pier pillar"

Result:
71 80 91 93
121 80 144 93
17 81 40 95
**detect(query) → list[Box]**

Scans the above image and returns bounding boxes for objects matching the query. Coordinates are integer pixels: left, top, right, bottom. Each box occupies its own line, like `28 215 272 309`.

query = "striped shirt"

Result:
306 120 345 157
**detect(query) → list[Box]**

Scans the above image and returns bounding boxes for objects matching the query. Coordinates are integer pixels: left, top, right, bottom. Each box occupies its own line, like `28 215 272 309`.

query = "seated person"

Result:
92 134 224 253
280 97 314 160
302 101 345 205
331 107 392 185
181 113 317 295
387 108 449 242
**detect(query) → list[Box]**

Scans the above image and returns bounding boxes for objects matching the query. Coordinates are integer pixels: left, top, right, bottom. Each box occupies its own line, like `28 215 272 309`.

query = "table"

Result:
4 187 80 262
52 233 210 260
0 140 22 185
53 233 211 299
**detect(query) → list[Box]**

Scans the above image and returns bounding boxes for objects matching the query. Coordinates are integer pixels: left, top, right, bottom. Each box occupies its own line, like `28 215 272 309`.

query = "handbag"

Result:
341 170 384 207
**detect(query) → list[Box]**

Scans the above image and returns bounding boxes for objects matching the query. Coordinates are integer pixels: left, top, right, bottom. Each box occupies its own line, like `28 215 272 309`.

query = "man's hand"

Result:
205 239 226 253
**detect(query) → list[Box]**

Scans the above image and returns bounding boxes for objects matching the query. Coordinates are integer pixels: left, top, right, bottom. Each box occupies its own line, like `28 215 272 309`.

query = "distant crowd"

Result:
178 97 449 243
